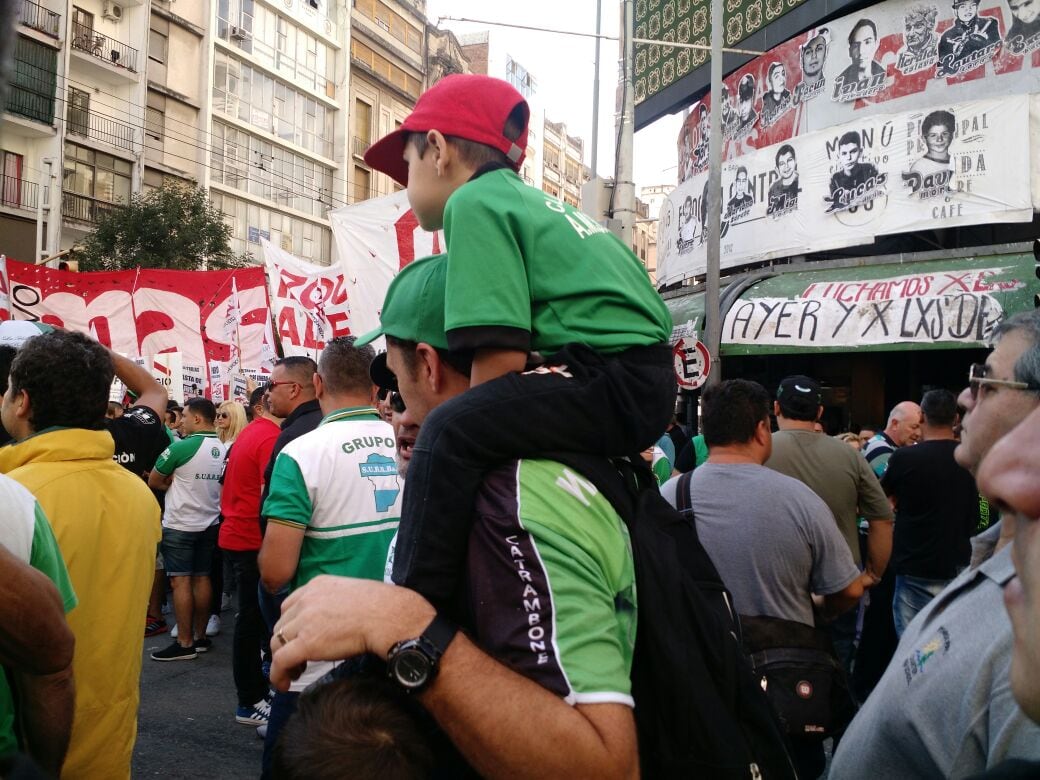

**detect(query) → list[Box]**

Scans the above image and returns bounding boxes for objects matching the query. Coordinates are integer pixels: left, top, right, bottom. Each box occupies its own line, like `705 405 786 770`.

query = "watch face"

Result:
394 648 430 689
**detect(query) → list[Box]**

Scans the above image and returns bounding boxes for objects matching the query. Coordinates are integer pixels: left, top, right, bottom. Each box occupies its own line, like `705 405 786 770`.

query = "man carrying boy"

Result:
361 73 675 616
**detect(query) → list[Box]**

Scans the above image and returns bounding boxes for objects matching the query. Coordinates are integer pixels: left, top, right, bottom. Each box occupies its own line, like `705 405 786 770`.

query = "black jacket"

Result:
259 399 323 529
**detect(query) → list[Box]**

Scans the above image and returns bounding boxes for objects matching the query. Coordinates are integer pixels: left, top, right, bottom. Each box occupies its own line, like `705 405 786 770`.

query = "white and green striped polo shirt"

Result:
262 406 401 589
154 431 227 531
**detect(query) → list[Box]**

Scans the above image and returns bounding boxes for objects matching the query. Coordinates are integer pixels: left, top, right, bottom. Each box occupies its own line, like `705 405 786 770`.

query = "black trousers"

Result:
224 549 268 707
392 343 676 615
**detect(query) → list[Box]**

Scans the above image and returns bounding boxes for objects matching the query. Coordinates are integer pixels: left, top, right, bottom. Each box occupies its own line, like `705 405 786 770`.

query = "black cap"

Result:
777 375 822 417
166 399 183 412
369 352 397 393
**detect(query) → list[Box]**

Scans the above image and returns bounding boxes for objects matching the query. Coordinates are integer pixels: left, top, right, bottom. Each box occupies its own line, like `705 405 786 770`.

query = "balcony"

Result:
66 106 135 151
63 191 119 224
3 84 56 135
1 175 40 211
70 23 139 83
353 136 370 158
17 0 61 38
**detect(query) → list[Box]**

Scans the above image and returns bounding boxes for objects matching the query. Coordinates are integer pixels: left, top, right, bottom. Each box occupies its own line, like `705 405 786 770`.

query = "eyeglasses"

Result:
968 363 1040 400
267 380 299 391
217 412 229 419
389 392 405 414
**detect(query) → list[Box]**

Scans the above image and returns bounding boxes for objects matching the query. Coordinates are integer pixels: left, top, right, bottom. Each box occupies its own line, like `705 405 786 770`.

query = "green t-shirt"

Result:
467 458 637 704
0 478 77 758
442 167 671 355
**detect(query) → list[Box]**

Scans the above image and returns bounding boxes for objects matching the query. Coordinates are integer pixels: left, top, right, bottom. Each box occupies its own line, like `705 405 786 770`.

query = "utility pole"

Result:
614 0 635 249
590 0 602 177
704 0 724 386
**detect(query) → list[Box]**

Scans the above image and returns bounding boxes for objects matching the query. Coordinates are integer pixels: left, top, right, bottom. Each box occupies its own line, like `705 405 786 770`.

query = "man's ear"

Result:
816 404 824 422
313 372 325 400
755 418 771 447
415 343 441 391
11 388 31 422
773 400 782 418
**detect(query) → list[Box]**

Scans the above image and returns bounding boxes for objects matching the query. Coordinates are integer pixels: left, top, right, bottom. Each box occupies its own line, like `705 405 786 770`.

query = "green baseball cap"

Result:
355 254 449 350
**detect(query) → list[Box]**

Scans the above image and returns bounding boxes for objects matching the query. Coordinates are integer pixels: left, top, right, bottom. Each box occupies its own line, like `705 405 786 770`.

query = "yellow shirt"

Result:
0 428 161 780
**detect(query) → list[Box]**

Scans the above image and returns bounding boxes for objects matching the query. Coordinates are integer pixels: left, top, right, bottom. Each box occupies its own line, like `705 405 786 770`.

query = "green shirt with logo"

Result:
442 167 671 355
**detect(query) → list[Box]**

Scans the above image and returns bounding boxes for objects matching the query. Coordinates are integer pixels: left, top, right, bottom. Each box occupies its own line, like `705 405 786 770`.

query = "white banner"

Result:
261 239 352 357
149 352 185 406
724 264 1024 348
675 0 1040 180
328 191 443 339
659 95 1032 285
183 364 206 401
209 363 226 404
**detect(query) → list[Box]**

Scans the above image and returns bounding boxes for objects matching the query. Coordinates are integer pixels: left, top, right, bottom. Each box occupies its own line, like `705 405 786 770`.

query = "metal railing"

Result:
70 22 138 73
62 191 119 223
17 0 61 37
352 136 369 158
4 82 55 125
1 175 39 210
66 105 135 150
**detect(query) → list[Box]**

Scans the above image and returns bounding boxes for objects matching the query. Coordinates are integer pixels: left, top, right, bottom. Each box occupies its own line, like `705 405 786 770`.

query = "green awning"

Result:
664 292 705 345
720 253 1039 356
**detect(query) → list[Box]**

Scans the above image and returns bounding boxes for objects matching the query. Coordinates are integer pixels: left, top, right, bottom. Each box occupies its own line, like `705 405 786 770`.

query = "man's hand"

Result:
269 576 433 690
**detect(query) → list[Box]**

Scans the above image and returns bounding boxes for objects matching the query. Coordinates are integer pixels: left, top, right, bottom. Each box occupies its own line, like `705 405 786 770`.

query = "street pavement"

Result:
134 611 264 779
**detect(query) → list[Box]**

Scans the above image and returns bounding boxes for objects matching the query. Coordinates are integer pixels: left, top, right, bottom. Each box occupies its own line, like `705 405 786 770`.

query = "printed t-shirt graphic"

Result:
154 432 228 530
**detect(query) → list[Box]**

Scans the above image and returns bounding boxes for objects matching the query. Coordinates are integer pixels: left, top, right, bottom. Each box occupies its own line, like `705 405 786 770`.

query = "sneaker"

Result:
194 637 213 653
236 698 272 725
145 617 168 637
151 642 197 662
171 623 179 639
255 723 268 740
206 614 221 637
221 592 234 612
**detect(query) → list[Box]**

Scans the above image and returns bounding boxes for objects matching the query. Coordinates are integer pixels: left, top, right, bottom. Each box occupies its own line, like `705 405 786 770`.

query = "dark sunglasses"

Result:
389 392 405 414
217 412 230 419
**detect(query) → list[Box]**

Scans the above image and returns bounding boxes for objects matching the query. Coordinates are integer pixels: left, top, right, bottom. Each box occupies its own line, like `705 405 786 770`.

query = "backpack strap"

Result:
675 470 695 522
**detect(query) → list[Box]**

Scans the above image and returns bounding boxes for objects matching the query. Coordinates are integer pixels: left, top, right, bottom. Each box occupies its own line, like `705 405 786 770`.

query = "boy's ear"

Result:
425 130 451 174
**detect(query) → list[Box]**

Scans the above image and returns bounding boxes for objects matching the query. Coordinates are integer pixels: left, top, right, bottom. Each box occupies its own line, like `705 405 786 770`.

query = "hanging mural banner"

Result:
328 190 443 338
3 262 272 369
723 259 1029 350
261 239 352 357
0 256 10 320
676 0 1040 180
659 94 1032 285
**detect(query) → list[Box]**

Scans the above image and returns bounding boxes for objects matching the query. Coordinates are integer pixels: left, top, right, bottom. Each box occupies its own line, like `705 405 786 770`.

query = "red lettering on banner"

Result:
394 208 442 270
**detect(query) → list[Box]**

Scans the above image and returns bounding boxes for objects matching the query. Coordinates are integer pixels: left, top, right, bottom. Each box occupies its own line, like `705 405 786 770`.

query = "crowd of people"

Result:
2 72 1040 779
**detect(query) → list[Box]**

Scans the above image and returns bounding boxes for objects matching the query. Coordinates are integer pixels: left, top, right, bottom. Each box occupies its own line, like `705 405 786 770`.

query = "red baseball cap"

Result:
363 74 530 186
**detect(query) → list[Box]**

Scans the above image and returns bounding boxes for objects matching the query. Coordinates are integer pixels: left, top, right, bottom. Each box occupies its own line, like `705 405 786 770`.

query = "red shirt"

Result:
219 417 280 551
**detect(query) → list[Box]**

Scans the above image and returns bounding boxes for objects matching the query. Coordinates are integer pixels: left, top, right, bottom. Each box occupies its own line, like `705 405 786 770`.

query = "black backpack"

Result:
548 453 796 780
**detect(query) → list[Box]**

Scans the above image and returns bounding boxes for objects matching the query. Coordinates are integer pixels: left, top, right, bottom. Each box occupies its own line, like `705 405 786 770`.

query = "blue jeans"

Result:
893 575 948 637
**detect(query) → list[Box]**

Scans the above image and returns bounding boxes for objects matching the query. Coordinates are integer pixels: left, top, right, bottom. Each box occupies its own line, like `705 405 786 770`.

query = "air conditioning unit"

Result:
102 1 123 21
230 25 249 41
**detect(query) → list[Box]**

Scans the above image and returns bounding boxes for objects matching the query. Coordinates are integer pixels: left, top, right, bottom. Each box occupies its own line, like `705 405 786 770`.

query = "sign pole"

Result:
705 0 724 387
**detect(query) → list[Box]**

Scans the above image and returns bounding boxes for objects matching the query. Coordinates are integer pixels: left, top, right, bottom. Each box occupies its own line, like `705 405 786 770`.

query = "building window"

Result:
5 37 58 125
149 30 168 63
63 142 131 221
146 107 163 141
72 6 93 33
353 99 371 157
354 166 370 204
3 152 24 207
210 189 332 263
68 87 90 136
350 39 421 98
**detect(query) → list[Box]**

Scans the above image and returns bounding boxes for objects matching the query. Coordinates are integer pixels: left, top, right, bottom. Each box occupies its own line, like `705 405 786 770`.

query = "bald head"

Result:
886 401 922 446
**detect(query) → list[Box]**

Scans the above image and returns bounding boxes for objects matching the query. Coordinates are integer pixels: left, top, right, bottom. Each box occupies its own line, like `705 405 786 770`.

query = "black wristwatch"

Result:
386 614 458 693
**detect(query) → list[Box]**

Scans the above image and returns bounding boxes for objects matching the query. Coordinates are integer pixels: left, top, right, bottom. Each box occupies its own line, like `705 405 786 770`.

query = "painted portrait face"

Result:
699 108 710 137
839 141 861 173
802 35 828 77
778 151 797 182
770 65 787 93
739 97 753 121
955 0 980 23
923 123 953 157
734 170 749 196
1009 0 1040 23
849 24 879 67
904 12 934 48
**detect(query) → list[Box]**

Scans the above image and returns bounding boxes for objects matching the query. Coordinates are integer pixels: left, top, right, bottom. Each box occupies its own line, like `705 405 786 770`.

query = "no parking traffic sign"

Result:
673 338 711 390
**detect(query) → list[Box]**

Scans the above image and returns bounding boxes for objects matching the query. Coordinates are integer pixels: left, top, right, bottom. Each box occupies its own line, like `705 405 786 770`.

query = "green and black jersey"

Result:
442 166 671 355
467 458 637 706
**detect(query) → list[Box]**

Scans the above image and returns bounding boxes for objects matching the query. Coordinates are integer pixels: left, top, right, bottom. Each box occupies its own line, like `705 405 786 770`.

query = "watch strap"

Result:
419 613 458 661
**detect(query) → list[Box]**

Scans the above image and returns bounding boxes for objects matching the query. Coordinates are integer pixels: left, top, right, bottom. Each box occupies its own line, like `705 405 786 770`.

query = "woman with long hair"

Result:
216 401 248 445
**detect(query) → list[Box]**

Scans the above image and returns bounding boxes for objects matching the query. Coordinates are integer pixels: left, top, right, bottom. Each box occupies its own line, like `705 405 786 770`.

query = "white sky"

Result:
425 0 686 192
